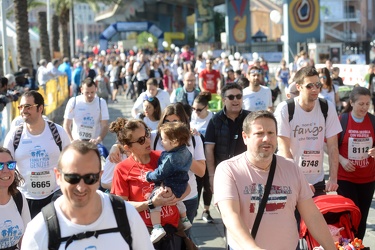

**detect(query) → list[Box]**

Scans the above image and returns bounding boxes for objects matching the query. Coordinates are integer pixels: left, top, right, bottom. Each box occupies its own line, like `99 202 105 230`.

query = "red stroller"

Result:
300 195 361 249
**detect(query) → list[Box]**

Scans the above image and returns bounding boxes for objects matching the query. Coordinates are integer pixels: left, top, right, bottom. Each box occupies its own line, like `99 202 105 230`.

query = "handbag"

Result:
251 154 277 239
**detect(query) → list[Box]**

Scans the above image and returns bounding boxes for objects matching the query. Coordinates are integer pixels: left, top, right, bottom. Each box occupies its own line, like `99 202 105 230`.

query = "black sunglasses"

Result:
0 161 17 171
192 105 207 112
304 82 322 89
60 171 100 185
129 128 151 145
225 94 243 100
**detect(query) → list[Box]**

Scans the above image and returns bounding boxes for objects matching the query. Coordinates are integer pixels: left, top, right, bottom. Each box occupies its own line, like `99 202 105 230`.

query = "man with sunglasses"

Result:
21 141 153 249
205 83 250 192
63 78 109 144
274 66 342 196
170 72 200 106
243 66 273 112
4 91 70 218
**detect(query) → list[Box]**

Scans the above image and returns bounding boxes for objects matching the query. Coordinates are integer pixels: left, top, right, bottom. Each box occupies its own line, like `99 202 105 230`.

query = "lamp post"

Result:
0 0 9 75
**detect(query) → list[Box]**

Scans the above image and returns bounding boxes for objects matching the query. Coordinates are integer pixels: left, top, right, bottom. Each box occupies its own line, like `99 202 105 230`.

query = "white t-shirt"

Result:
0 193 31 248
133 61 149 81
21 191 154 250
151 132 206 201
132 89 170 118
214 153 313 249
101 154 128 186
318 84 338 106
3 121 70 199
11 115 49 127
190 111 213 137
274 98 342 184
243 86 273 111
64 96 109 140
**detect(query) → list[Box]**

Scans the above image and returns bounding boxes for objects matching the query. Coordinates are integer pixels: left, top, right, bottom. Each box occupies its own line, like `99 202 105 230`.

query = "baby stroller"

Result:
299 195 361 249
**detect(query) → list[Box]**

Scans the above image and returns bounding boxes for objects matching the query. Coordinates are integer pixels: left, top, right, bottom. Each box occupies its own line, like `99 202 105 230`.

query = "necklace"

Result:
245 154 272 171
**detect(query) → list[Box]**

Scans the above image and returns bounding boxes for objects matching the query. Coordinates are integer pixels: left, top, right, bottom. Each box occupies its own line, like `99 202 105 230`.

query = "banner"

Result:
225 0 251 45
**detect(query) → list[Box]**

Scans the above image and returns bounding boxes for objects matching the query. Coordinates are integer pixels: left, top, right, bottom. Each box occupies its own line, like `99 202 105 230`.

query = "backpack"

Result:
13 120 62 152
286 98 328 123
338 112 375 146
41 194 132 250
13 191 23 215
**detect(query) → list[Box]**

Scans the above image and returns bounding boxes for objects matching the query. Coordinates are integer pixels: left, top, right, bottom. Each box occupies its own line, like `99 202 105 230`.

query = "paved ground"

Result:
101 93 375 249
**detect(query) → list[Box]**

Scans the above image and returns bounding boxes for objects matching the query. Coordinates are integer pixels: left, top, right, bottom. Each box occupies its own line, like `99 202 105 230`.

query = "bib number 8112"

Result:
301 160 319 167
31 181 51 188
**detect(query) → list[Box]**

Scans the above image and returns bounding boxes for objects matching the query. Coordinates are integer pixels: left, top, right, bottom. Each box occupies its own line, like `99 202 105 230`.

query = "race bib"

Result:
348 137 372 161
206 80 214 90
79 125 94 140
298 150 323 175
27 170 56 196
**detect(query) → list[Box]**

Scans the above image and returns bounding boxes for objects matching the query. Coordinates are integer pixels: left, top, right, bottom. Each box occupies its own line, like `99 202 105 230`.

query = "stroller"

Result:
299 195 361 249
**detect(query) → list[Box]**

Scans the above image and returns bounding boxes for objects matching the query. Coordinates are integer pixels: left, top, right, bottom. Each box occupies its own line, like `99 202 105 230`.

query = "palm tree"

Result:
13 0 33 74
38 12 51 62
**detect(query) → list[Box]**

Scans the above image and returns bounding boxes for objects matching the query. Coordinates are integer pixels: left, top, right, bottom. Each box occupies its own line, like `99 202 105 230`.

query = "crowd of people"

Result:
0 47 374 250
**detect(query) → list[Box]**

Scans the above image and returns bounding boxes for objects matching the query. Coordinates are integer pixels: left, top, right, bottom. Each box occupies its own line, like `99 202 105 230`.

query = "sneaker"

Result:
113 99 118 104
202 210 214 223
181 217 192 231
150 227 166 244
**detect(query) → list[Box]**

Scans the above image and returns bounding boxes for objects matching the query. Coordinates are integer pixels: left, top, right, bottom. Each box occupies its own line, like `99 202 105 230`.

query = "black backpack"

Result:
13 191 23 215
338 112 375 146
286 97 328 123
41 194 132 250
13 120 62 152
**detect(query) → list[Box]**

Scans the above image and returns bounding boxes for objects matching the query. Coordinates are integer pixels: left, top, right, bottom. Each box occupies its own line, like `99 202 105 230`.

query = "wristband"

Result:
148 199 155 209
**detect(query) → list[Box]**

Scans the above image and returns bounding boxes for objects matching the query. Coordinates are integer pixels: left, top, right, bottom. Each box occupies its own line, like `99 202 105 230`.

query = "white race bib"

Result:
79 125 94 140
348 137 372 161
298 150 323 175
27 170 56 196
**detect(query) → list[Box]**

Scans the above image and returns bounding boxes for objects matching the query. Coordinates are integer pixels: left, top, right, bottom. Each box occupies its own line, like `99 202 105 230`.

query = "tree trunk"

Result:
59 8 70 59
14 0 33 74
52 14 60 54
38 12 51 62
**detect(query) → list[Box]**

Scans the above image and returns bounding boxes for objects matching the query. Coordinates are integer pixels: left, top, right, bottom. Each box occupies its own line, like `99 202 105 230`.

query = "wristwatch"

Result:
148 199 155 209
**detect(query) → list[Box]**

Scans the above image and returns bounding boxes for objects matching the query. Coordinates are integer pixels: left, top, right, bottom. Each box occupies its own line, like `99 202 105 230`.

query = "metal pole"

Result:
47 0 52 59
69 1 75 59
1 0 9 75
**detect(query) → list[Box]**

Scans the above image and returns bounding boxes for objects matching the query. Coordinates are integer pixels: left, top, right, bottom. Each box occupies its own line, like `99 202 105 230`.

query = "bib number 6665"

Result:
31 181 51 188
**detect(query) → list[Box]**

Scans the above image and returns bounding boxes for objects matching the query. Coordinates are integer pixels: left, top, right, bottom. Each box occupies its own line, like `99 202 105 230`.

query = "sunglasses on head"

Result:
144 96 154 102
249 70 261 75
0 161 17 171
129 128 151 145
319 76 327 80
17 104 38 110
304 82 322 89
60 171 100 185
192 105 207 112
225 94 243 100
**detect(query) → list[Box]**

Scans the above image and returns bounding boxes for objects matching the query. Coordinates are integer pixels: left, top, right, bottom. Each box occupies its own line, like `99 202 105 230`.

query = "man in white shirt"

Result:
21 141 153 250
243 66 273 112
63 78 109 144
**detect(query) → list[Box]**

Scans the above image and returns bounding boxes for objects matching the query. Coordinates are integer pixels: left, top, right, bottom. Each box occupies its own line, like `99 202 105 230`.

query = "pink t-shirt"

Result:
214 153 313 249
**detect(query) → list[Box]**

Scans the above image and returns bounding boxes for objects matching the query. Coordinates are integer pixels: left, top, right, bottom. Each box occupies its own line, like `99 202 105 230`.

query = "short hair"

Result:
332 67 340 73
158 103 190 131
58 141 101 171
237 77 249 88
109 118 148 146
0 147 24 196
221 83 243 99
22 90 44 108
146 78 159 87
293 66 318 85
243 110 277 135
63 57 70 63
81 77 96 88
1 77 8 88
160 121 190 147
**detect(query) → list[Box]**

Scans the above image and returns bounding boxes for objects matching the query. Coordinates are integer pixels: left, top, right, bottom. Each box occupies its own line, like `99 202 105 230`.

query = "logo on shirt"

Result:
29 146 50 169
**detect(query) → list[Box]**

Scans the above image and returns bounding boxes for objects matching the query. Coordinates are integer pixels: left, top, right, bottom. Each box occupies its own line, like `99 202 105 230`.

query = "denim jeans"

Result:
183 196 198 237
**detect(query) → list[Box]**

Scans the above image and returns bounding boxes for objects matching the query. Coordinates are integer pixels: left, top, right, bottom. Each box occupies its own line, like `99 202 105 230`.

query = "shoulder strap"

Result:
338 112 349 147
192 135 196 148
251 154 277 239
154 133 160 150
12 191 23 215
318 98 328 122
13 123 24 152
47 121 62 151
42 203 61 250
109 194 132 250
286 98 295 122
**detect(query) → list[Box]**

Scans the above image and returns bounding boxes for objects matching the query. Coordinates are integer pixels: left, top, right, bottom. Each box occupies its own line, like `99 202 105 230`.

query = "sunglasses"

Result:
18 104 38 110
225 94 243 100
60 171 100 185
249 70 261 74
192 105 207 112
304 82 322 89
0 161 17 171
319 76 327 80
144 96 154 102
129 128 151 145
